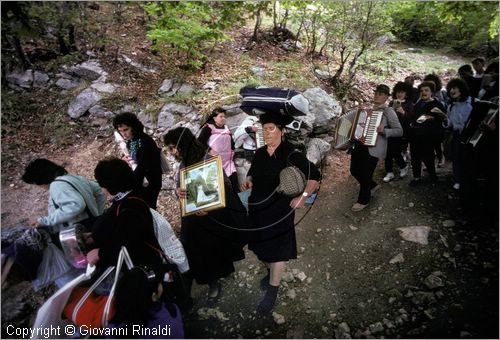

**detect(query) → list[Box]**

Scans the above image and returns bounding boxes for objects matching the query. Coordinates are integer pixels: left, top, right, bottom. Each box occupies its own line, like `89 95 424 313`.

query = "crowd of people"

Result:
348 59 498 228
2 57 497 338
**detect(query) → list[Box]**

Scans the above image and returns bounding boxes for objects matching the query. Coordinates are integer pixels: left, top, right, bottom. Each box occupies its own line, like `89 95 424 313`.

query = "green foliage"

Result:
388 1 499 56
144 1 244 69
266 59 314 90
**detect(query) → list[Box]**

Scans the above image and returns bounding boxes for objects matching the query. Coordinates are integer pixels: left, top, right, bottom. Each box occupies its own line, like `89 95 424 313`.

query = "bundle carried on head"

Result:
239 86 309 117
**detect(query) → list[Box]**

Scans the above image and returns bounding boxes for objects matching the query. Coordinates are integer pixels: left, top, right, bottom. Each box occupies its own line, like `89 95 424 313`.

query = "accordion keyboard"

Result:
363 110 383 146
255 123 265 148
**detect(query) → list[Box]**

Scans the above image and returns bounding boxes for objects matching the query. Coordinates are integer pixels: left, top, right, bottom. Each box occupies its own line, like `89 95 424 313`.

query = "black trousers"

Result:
409 138 436 178
385 137 407 172
350 144 379 205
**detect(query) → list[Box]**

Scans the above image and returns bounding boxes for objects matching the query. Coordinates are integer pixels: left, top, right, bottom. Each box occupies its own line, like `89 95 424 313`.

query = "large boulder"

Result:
33 71 50 88
6 70 33 88
55 78 80 90
158 79 174 94
90 82 117 93
302 87 342 135
306 138 331 166
137 110 157 130
68 60 107 81
156 103 198 130
67 88 102 118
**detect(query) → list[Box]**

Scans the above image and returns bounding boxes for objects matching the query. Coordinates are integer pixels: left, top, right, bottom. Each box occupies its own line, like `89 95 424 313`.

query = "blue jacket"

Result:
38 174 106 231
444 97 473 133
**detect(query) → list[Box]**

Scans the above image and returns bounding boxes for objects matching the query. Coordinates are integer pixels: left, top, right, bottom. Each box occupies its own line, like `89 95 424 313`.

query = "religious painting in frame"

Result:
179 156 226 217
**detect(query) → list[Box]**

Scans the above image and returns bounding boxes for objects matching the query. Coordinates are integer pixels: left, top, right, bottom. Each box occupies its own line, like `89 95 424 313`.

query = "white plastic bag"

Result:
32 242 74 291
31 265 95 339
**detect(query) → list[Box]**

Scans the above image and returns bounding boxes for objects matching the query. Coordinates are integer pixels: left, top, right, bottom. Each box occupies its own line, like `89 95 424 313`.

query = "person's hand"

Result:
30 219 40 228
290 195 306 209
376 123 385 135
86 248 100 265
176 188 187 199
240 178 253 191
195 210 208 217
480 120 497 132
396 106 405 114
122 155 134 167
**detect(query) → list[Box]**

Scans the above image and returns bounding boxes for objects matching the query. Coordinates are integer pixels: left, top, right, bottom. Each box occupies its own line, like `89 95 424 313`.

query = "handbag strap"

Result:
102 246 133 326
72 266 115 322
72 247 134 326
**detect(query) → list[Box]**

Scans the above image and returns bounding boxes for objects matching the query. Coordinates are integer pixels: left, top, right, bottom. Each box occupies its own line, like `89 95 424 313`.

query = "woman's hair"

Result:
112 113 145 136
472 57 485 65
94 157 136 195
204 107 226 125
446 78 470 102
418 81 436 93
163 127 207 167
423 74 443 92
391 81 413 101
485 61 499 75
111 266 165 334
458 64 473 77
21 158 68 185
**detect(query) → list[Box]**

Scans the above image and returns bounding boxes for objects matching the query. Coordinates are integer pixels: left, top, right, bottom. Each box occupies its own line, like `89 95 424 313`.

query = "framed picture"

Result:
180 156 226 217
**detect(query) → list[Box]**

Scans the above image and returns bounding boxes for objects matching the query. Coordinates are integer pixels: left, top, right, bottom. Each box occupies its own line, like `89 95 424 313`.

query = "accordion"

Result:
334 109 383 150
254 122 265 148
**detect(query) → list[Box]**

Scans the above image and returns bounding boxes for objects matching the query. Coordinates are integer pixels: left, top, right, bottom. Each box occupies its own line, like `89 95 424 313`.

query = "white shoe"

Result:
400 166 409 178
453 183 460 190
383 172 395 182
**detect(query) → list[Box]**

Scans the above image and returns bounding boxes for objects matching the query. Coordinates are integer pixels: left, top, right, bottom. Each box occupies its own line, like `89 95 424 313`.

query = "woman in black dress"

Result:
88 158 163 270
164 127 246 307
408 81 447 186
241 112 320 314
113 113 162 209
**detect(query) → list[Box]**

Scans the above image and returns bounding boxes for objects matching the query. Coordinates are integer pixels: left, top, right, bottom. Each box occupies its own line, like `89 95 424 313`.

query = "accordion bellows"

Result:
277 166 306 197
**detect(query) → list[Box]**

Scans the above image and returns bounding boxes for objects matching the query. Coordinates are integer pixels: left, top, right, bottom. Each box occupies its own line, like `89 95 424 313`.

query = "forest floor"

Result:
1 7 498 338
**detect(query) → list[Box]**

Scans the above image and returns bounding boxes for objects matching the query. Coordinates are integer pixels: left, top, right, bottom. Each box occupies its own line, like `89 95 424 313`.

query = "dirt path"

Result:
183 152 498 339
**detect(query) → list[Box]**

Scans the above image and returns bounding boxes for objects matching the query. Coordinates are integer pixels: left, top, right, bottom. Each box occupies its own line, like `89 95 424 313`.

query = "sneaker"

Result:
383 172 395 182
399 166 409 178
409 178 421 187
351 202 368 212
453 183 460 190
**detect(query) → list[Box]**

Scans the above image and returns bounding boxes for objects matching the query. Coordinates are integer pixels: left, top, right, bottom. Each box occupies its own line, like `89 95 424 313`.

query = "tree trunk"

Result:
8 35 31 70
252 8 262 42
68 25 77 51
294 17 304 47
272 0 277 31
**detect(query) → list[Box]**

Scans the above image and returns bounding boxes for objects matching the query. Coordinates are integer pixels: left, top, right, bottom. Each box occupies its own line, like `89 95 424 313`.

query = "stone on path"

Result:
396 226 431 245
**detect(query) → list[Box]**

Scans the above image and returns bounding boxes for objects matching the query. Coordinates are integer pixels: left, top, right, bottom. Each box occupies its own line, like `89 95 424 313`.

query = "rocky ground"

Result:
2 141 498 338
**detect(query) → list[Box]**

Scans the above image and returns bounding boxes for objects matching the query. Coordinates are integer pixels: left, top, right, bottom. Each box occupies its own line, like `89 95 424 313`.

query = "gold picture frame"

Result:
180 156 226 217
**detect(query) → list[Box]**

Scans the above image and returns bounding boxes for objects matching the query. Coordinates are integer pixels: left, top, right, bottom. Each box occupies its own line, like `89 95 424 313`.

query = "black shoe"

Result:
409 178 421 187
206 281 222 308
256 285 279 315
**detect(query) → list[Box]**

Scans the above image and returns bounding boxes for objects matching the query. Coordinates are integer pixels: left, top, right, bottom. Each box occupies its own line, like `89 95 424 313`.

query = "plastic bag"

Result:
31 265 95 339
32 242 74 291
